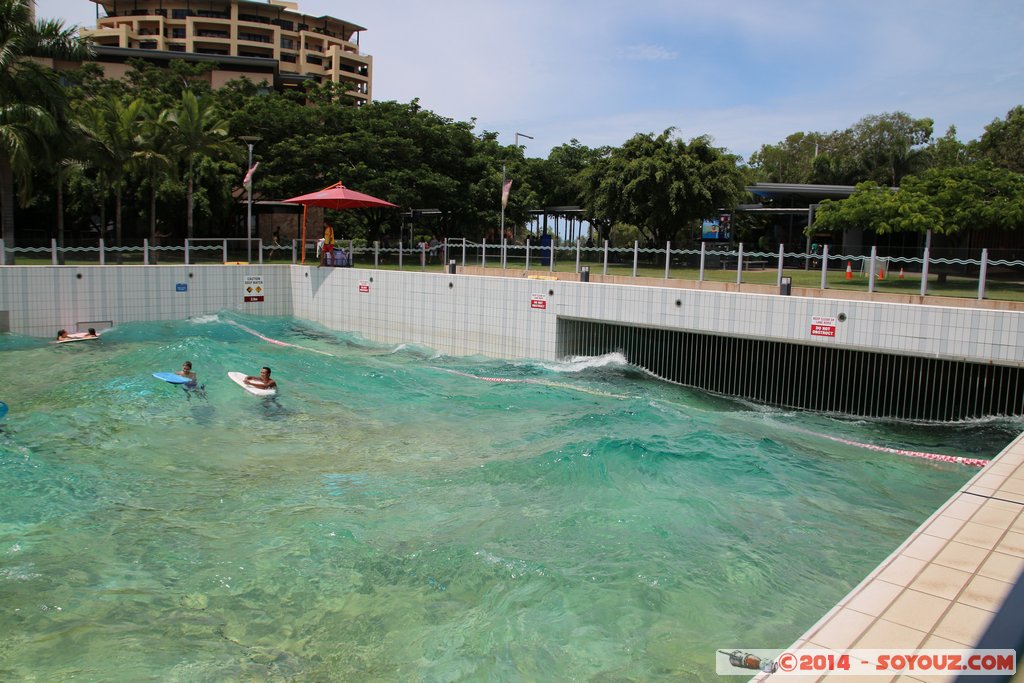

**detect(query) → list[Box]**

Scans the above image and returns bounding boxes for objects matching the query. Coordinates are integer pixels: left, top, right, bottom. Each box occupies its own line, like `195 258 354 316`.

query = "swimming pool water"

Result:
0 313 1017 681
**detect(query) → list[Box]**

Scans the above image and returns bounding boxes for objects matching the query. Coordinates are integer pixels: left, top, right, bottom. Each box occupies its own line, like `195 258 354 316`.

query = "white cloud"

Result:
623 44 679 61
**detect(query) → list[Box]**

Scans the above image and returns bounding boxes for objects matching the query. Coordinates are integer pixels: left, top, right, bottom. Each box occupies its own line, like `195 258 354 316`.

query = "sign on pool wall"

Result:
530 294 547 310
810 316 836 337
244 275 264 303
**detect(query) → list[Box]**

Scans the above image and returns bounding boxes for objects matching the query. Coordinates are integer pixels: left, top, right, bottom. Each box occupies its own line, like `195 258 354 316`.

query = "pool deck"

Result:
752 432 1024 682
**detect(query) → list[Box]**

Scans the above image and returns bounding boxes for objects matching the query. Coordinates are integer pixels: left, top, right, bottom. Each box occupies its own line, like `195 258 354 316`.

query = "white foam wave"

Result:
189 314 220 325
541 352 629 373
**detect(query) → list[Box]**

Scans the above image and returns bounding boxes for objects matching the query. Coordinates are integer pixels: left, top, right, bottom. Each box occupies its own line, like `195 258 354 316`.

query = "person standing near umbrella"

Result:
319 223 335 267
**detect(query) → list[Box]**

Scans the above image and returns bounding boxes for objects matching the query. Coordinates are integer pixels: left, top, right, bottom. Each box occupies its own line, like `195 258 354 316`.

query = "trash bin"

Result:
580 266 590 282
448 259 457 275
780 276 792 296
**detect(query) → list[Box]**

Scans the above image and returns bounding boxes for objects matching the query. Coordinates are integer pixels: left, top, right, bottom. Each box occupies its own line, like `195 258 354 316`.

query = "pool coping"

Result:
751 431 1024 682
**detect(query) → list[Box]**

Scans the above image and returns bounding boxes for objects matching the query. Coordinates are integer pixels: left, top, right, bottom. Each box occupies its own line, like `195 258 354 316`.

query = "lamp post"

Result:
500 133 532 243
239 135 260 262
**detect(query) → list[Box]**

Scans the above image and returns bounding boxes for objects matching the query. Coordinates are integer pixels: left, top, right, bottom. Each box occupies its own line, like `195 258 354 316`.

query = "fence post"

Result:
143 239 150 265
603 240 608 275
421 241 426 271
664 241 671 279
920 247 930 296
51 238 58 265
978 248 988 300
699 242 706 282
576 238 581 273
525 239 531 271
821 245 829 289
398 241 403 270
482 239 486 268
632 240 638 278
736 243 744 285
290 239 296 265
868 246 877 293
461 240 466 268
776 243 785 285
0 238 5 265
258 239 264 265
185 239 191 265
374 240 379 268
99 238 106 266
501 238 507 269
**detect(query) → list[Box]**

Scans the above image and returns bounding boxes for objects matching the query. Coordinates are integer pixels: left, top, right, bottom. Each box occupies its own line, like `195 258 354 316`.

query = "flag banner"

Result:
243 162 260 187
501 178 513 209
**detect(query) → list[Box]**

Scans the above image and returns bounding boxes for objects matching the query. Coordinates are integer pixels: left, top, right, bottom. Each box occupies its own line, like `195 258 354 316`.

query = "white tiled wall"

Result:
3 265 1023 367
0 265 292 337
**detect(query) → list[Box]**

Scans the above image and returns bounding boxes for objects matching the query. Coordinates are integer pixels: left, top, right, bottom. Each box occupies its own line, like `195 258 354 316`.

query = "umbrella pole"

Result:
300 205 307 265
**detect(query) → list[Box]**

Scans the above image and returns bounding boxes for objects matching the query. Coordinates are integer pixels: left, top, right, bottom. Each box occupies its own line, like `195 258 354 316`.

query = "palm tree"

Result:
0 0 92 262
132 103 174 258
78 95 146 252
165 90 232 240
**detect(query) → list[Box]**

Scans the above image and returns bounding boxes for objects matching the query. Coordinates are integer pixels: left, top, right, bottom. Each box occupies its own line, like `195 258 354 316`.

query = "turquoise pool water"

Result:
0 313 1017 681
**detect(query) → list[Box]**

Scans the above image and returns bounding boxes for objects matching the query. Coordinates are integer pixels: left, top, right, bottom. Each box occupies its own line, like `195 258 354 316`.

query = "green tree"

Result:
78 95 147 249
165 91 233 239
812 163 1024 238
850 112 933 186
974 105 1024 174
579 130 745 246
0 0 92 261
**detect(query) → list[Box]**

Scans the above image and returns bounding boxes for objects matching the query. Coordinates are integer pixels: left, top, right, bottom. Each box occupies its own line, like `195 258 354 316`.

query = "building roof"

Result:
747 183 859 201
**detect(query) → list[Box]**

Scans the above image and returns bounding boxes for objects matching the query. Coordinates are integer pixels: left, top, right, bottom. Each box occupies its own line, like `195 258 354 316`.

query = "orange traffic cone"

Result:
878 267 885 280
898 267 905 280
845 261 853 280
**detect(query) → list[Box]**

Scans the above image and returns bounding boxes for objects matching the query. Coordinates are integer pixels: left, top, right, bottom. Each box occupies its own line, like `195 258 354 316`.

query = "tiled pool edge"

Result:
752 432 1024 683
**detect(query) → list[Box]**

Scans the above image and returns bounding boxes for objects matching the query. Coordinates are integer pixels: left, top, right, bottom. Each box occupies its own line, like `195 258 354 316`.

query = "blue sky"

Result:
37 0 1024 160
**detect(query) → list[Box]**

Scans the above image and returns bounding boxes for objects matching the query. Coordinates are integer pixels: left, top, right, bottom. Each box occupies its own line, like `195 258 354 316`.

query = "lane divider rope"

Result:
229 321 335 357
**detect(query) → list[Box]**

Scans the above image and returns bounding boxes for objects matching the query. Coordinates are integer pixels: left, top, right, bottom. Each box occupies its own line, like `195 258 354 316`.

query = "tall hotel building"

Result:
78 0 372 101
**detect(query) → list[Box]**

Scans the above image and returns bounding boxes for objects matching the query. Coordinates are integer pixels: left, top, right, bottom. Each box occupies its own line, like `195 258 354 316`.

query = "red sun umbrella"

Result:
284 181 398 210
283 182 398 263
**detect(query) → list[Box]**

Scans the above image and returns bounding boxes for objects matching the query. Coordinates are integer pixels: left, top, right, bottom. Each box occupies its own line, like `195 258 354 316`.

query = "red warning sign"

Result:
810 315 836 337
358 280 370 293
530 294 547 310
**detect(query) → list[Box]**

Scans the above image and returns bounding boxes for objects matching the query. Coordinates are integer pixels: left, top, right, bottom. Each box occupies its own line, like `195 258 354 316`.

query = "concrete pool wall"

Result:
2 264 1023 369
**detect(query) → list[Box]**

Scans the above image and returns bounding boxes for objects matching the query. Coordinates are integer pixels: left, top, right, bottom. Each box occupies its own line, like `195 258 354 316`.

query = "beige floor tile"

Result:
806 608 876 650
930 541 986 573
902 534 948 563
997 530 1024 557
977 551 1024 583
894 672 957 683
878 555 928 587
958 574 1014 613
991 491 1024 505
954 521 1006 550
845 580 904 618
931 602 995 645
922 516 966 540
939 496 984 521
964 485 995 498
970 498 1023 528
921 634 968 648
854 617 927 649
880 589 951 632
998 477 1024 496
909 564 972 601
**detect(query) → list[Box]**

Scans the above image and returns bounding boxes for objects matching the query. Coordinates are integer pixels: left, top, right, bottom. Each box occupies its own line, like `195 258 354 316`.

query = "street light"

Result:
239 135 261 262
501 133 532 243
514 132 533 148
